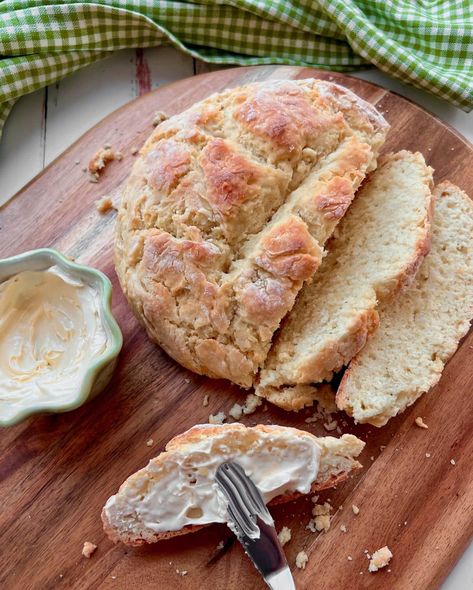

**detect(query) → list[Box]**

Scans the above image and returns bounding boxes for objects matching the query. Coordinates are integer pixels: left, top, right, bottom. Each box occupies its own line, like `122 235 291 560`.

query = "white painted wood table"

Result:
1 47 472 590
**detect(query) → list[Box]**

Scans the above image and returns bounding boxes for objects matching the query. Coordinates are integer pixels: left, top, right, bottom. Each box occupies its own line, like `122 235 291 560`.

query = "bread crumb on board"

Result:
176 569 188 577
368 546 393 572
340 524 347 533
208 412 226 425
295 551 308 570
307 502 332 533
202 394 209 407
82 541 97 558
278 526 292 547
229 394 263 421
415 417 428 429
95 196 115 213
88 146 122 180
450 458 456 465
152 111 168 126
146 438 154 447
130 146 139 155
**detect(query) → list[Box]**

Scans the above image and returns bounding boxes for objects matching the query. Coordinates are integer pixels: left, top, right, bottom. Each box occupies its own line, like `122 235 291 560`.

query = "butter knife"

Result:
216 462 296 590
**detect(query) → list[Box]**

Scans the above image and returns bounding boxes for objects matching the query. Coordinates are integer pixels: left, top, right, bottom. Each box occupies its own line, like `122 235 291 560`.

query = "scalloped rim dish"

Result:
0 248 123 426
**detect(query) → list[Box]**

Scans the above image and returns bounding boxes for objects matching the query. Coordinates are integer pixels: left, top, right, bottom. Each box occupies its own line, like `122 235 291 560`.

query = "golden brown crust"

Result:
115 79 389 386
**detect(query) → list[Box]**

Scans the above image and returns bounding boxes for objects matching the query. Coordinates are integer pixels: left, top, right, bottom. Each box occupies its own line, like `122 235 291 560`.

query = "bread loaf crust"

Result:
255 151 434 409
115 79 388 387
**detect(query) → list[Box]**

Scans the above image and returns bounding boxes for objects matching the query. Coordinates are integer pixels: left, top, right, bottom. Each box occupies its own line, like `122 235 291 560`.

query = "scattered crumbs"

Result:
229 403 243 420
203 394 209 407
450 459 456 465
104 143 112 149
364 549 369 554
130 146 139 155
425 453 431 458
81 166 88 173
208 412 226 425
88 176 99 183
242 393 262 415
115 151 123 161
146 438 154 447
387 569 391 573
347 555 353 561
340 524 347 533
176 569 188 577
59 574 64 579
336 426 342 435
428 147 432 151
359 572 363 575
451 147 455 151
152 111 168 126
370 456 374 461
95 196 114 213
295 551 308 570
415 417 428 429
74 159 80 165
111 575 117 580
216 540 224 551
352 504 360 515
380 445 386 451
323 419 338 432
88 146 120 179
368 546 393 573
308 502 332 533
404 521 407 526
311 495 319 504
278 526 292 547
184 378 190 384
82 541 97 558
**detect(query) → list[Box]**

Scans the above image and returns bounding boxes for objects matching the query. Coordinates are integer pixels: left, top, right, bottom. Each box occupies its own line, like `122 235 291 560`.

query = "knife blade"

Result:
215 462 296 590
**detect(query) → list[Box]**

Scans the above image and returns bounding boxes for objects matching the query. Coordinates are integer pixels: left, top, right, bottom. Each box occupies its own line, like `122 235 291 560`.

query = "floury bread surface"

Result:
102 423 364 545
115 79 388 387
256 151 434 410
337 182 473 426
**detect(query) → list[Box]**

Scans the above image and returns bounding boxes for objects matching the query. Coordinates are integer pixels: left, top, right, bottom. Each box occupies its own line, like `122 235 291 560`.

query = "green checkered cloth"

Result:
1 1 472 136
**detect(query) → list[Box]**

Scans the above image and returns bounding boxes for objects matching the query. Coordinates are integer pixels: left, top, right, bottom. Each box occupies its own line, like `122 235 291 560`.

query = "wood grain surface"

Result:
1 66 472 590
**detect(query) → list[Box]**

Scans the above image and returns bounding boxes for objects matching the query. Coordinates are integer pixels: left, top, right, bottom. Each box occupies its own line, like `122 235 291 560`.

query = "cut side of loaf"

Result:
337 182 473 426
256 151 434 410
116 79 389 388
102 423 364 546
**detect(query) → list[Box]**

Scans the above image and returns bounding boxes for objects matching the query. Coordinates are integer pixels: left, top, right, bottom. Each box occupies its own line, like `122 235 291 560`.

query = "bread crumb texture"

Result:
257 150 433 409
368 546 393 572
208 412 226 424
82 541 97 558
88 146 121 179
352 504 360 515
307 501 332 532
338 182 473 426
278 526 292 547
415 417 428 429
295 550 309 570
95 196 114 213
115 79 388 389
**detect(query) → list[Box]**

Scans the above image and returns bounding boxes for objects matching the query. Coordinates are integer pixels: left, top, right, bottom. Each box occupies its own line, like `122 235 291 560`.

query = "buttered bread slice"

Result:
337 182 473 426
102 423 364 545
256 151 433 410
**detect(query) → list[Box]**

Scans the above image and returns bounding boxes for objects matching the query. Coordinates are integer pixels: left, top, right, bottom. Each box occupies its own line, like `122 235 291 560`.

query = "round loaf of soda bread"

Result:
115 79 388 387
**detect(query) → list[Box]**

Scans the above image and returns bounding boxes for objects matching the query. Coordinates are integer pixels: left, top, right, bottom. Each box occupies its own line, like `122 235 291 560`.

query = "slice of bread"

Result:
337 182 473 426
102 423 364 546
256 151 434 410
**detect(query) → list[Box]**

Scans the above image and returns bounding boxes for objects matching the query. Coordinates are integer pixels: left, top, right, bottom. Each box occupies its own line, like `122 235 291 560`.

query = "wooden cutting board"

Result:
1 66 473 590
